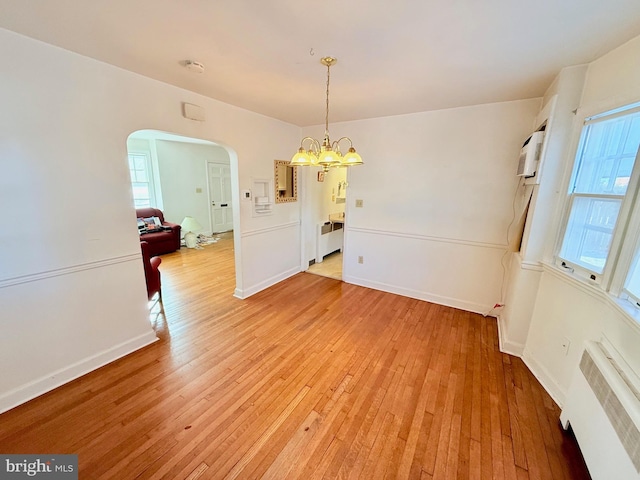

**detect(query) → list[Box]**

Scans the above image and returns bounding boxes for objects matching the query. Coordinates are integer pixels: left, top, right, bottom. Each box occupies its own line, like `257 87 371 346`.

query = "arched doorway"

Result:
126 129 242 297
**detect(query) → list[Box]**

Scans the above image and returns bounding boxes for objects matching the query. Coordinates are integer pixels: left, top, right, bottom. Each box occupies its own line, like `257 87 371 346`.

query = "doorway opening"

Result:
304 168 348 281
127 130 235 237
307 250 343 280
126 129 240 314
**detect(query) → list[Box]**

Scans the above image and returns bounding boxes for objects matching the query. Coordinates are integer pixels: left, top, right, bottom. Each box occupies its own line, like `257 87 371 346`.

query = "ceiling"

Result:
1 0 640 126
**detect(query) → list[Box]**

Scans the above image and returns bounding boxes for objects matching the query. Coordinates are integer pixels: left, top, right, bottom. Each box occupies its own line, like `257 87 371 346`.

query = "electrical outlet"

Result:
355 199 364 208
357 256 364 264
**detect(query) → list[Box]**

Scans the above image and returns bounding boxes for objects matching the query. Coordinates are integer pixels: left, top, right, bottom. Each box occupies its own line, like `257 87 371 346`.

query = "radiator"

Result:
560 341 640 480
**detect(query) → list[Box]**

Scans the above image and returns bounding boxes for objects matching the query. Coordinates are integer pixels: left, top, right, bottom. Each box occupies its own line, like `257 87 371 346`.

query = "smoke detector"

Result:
184 60 205 74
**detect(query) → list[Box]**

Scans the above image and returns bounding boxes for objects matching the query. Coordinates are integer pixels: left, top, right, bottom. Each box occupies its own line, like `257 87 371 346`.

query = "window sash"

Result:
559 194 623 275
557 106 640 286
128 153 155 208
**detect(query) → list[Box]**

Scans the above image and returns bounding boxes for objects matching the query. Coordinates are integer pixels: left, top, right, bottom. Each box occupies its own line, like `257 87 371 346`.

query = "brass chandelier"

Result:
290 57 363 172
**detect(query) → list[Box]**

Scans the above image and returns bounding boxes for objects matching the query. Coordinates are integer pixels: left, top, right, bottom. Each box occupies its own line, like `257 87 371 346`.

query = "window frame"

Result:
555 103 640 295
613 177 640 302
128 151 156 209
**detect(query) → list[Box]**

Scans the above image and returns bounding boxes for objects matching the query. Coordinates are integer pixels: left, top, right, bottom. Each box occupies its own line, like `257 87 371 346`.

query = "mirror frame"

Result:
274 160 298 203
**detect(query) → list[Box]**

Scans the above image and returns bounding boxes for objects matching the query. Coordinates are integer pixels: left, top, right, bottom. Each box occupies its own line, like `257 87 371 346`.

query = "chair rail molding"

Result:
0 254 141 289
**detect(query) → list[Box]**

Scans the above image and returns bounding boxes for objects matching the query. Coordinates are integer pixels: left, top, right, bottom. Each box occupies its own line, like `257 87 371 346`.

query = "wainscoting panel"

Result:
343 227 507 315
0 257 157 413
237 222 301 298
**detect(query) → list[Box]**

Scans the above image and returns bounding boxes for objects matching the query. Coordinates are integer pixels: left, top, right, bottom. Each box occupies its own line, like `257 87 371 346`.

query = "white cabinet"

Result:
316 221 343 263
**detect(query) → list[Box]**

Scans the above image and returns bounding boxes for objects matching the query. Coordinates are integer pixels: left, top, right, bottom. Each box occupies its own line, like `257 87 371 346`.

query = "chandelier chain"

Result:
325 62 330 139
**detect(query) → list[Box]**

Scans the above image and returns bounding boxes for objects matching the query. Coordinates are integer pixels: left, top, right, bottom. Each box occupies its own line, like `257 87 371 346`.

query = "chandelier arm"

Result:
300 136 321 154
311 138 321 155
331 137 354 155
299 136 316 147
334 137 354 148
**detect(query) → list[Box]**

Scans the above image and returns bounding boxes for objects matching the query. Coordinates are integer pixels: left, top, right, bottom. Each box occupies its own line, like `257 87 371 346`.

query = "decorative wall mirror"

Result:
274 160 298 203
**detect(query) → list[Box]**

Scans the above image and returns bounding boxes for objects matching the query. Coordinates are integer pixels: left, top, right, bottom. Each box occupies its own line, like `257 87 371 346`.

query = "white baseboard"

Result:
234 266 301 299
522 348 567 408
342 274 490 315
496 314 525 357
0 331 158 414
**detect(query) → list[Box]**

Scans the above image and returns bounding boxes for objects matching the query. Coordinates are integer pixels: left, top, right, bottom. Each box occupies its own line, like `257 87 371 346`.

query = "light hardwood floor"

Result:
0 233 590 479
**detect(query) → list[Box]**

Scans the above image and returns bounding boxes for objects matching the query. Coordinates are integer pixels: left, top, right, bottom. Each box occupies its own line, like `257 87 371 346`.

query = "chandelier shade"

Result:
290 57 363 172
342 147 363 166
291 147 312 166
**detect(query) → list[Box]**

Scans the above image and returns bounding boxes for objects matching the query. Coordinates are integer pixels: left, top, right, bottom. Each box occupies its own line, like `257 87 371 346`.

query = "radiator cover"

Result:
560 341 640 480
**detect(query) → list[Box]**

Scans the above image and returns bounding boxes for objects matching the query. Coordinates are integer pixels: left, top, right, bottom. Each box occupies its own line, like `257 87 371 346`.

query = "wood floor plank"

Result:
256 410 322 480
396 353 440 479
0 233 590 479
503 358 528 470
307 435 344 480
469 438 482 480
223 385 311 480
334 381 388 479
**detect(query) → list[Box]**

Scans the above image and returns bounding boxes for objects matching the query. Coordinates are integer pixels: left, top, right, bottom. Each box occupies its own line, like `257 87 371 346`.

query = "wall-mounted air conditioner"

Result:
517 131 545 177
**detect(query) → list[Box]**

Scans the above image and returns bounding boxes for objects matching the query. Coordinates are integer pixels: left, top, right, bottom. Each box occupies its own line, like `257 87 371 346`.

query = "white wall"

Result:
303 99 541 313
155 140 229 232
581 35 640 110
499 66 588 356
519 35 640 405
320 167 348 222
0 28 301 412
524 267 640 404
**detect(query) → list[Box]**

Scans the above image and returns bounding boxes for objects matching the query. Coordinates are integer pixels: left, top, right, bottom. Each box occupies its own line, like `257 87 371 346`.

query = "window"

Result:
128 153 155 208
558 107 640 280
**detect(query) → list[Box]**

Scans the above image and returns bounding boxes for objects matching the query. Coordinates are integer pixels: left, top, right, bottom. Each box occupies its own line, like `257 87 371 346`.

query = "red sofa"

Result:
140 241 162 305
136 208 181 256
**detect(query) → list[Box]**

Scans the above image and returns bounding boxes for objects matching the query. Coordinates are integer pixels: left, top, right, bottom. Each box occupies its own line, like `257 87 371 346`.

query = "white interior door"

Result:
208 162 233 233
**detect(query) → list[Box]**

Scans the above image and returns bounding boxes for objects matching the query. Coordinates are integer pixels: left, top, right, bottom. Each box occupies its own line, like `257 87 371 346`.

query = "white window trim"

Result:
614 179 640 300
603 147 640 288
128 151 157 208
554 99 640 310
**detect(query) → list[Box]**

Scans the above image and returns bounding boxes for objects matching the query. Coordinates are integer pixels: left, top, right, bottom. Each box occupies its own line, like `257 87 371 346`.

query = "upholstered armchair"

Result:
136 207 181 256
141 241 163 310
